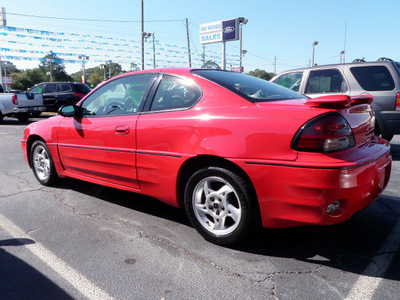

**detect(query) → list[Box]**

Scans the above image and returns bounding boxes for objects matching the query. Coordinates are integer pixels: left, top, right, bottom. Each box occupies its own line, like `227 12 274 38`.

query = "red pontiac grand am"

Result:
21 68 392 245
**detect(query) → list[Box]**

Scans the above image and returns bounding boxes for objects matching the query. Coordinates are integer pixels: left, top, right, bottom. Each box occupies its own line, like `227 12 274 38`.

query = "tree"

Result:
71 63 125 87
10 68 46 91
247 69 275 81
201 60 221 69
39 52 73 82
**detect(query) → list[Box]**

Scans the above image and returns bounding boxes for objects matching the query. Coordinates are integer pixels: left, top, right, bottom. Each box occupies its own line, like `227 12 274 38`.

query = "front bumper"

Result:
237 142 392 229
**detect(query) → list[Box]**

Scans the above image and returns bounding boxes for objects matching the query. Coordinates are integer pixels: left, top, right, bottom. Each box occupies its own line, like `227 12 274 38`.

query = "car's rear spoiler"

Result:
304 95 373 109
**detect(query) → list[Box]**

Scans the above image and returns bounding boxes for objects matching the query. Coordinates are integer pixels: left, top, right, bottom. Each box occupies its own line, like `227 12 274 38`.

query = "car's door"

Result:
56 83 74 104
57 74 156 189
43 83 58 108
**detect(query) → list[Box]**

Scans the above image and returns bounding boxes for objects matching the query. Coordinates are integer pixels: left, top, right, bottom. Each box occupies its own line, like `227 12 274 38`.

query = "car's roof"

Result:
113 68 233 80
34 82 87 85
277 59 399 74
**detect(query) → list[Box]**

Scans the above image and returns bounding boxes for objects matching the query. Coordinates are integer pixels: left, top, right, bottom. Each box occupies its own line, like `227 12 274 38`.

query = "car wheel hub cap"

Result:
192 176 242 236
33 145 50 181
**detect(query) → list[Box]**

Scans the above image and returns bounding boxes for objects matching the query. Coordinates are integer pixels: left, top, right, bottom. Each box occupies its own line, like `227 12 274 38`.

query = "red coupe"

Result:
21 69 392 245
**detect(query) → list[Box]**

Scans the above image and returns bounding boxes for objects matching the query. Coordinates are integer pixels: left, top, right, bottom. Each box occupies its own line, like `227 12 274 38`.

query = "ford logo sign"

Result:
223 26 235 33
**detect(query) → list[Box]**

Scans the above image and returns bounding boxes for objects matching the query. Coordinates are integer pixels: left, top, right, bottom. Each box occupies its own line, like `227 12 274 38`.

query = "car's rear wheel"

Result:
30 140 59 186
0 112 3 123
184 166 255 245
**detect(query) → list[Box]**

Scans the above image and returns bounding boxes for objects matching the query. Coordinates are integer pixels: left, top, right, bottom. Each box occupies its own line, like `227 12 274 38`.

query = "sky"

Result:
1 0 400 75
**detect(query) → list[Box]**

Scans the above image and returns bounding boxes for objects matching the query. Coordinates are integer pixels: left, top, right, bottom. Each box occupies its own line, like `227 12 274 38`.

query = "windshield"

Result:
192 69 306 102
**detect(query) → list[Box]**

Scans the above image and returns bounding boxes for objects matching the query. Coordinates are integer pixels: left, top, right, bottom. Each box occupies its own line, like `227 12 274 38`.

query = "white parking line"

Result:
0 213 116 300
345 219 400 300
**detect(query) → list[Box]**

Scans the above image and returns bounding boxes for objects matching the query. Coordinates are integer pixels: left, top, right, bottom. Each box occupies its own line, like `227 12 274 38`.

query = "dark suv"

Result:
271 58 400 141
29 82 91 112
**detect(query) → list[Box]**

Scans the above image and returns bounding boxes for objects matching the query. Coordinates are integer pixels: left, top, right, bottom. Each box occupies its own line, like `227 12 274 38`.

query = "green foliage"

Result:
201 60 221 69
38 52 73 82
71 63 125 87
247 69 275 81
10 68 46 91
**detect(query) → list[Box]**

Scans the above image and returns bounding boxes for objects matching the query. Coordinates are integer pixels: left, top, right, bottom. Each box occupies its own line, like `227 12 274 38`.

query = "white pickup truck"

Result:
0 84 45 123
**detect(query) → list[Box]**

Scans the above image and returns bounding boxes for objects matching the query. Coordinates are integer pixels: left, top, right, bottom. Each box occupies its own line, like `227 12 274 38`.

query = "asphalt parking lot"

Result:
0 115 399 300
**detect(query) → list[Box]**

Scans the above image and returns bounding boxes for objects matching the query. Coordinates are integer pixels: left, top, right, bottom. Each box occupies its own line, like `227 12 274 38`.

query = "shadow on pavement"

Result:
0 238 74 300
56 178 400 282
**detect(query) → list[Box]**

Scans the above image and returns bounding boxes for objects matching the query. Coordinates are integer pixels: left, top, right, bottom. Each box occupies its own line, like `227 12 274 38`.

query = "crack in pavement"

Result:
1 173 330 297
266 266 323 300
0 169 45 197
45 188 326 295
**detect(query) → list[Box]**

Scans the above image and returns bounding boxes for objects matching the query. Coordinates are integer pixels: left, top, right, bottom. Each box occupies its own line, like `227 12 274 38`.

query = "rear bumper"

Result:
14 106 46 113
236 142 392 228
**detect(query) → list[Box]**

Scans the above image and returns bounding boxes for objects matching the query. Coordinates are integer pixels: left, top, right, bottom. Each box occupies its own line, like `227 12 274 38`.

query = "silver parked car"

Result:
271 58 400 141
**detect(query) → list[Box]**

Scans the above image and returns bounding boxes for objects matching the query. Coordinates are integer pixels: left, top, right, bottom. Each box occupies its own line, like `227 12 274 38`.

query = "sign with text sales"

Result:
200 18 239 44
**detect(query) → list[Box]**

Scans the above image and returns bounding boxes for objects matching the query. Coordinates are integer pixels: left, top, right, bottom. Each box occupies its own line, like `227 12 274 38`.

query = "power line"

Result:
7 12 183 23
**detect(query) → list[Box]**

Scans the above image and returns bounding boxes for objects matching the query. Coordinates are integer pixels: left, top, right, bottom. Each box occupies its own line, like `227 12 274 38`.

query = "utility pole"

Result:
141 0 145 70
274 56 277 74
186 18 192 67
152 33 156 69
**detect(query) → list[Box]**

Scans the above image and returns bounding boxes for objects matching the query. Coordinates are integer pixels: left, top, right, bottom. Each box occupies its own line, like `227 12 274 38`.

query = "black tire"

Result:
16 113 30 122
184 166 256 245
31 112 42 117
30 140 59 186
381 134 393 142
0 112 3 123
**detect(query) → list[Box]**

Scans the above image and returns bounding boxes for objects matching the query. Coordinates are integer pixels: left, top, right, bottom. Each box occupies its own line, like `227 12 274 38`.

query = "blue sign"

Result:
222 19 238 42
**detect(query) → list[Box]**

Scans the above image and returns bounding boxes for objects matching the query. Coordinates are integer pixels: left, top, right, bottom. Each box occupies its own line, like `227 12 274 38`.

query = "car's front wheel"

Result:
30 140 59 186
184 167 256 245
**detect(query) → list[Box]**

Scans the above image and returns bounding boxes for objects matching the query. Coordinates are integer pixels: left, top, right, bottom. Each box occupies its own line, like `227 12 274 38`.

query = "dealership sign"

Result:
200 18 239 44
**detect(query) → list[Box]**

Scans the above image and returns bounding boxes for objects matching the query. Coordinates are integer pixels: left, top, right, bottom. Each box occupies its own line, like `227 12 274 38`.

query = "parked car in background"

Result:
271 58 400 141
21 68 391 245
0 84 45 123
29 82 91 112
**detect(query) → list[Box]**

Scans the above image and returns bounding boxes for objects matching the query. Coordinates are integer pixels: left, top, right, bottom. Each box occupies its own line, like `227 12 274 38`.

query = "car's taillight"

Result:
292 112 355 153
396 93 400 111
12 95 18 105
73 93 85 98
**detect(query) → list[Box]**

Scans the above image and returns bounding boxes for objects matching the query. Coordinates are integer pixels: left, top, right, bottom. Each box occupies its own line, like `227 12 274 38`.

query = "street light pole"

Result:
78 55 89 83
238 17 248 73
312 41 319 67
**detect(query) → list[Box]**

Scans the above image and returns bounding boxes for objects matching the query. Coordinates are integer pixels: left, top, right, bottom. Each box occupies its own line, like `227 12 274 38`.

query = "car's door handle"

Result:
114 125 130 135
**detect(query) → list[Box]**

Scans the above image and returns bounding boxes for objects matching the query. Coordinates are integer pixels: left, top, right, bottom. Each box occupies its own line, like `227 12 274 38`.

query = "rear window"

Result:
350 66 395 91
192 69 306 102
75 84 91 94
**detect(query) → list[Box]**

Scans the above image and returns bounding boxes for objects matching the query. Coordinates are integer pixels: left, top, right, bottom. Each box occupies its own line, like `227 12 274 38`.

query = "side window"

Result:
150 75 201 111
58 84 73 92
44 84 57 93
305 69 347 94
30 85 43 93
81 74 154 116
350 66 395 91
272 72 303 92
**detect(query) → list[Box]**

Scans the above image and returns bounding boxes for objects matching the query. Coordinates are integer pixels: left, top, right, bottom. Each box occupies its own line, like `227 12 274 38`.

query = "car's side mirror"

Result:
58 104 77 117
